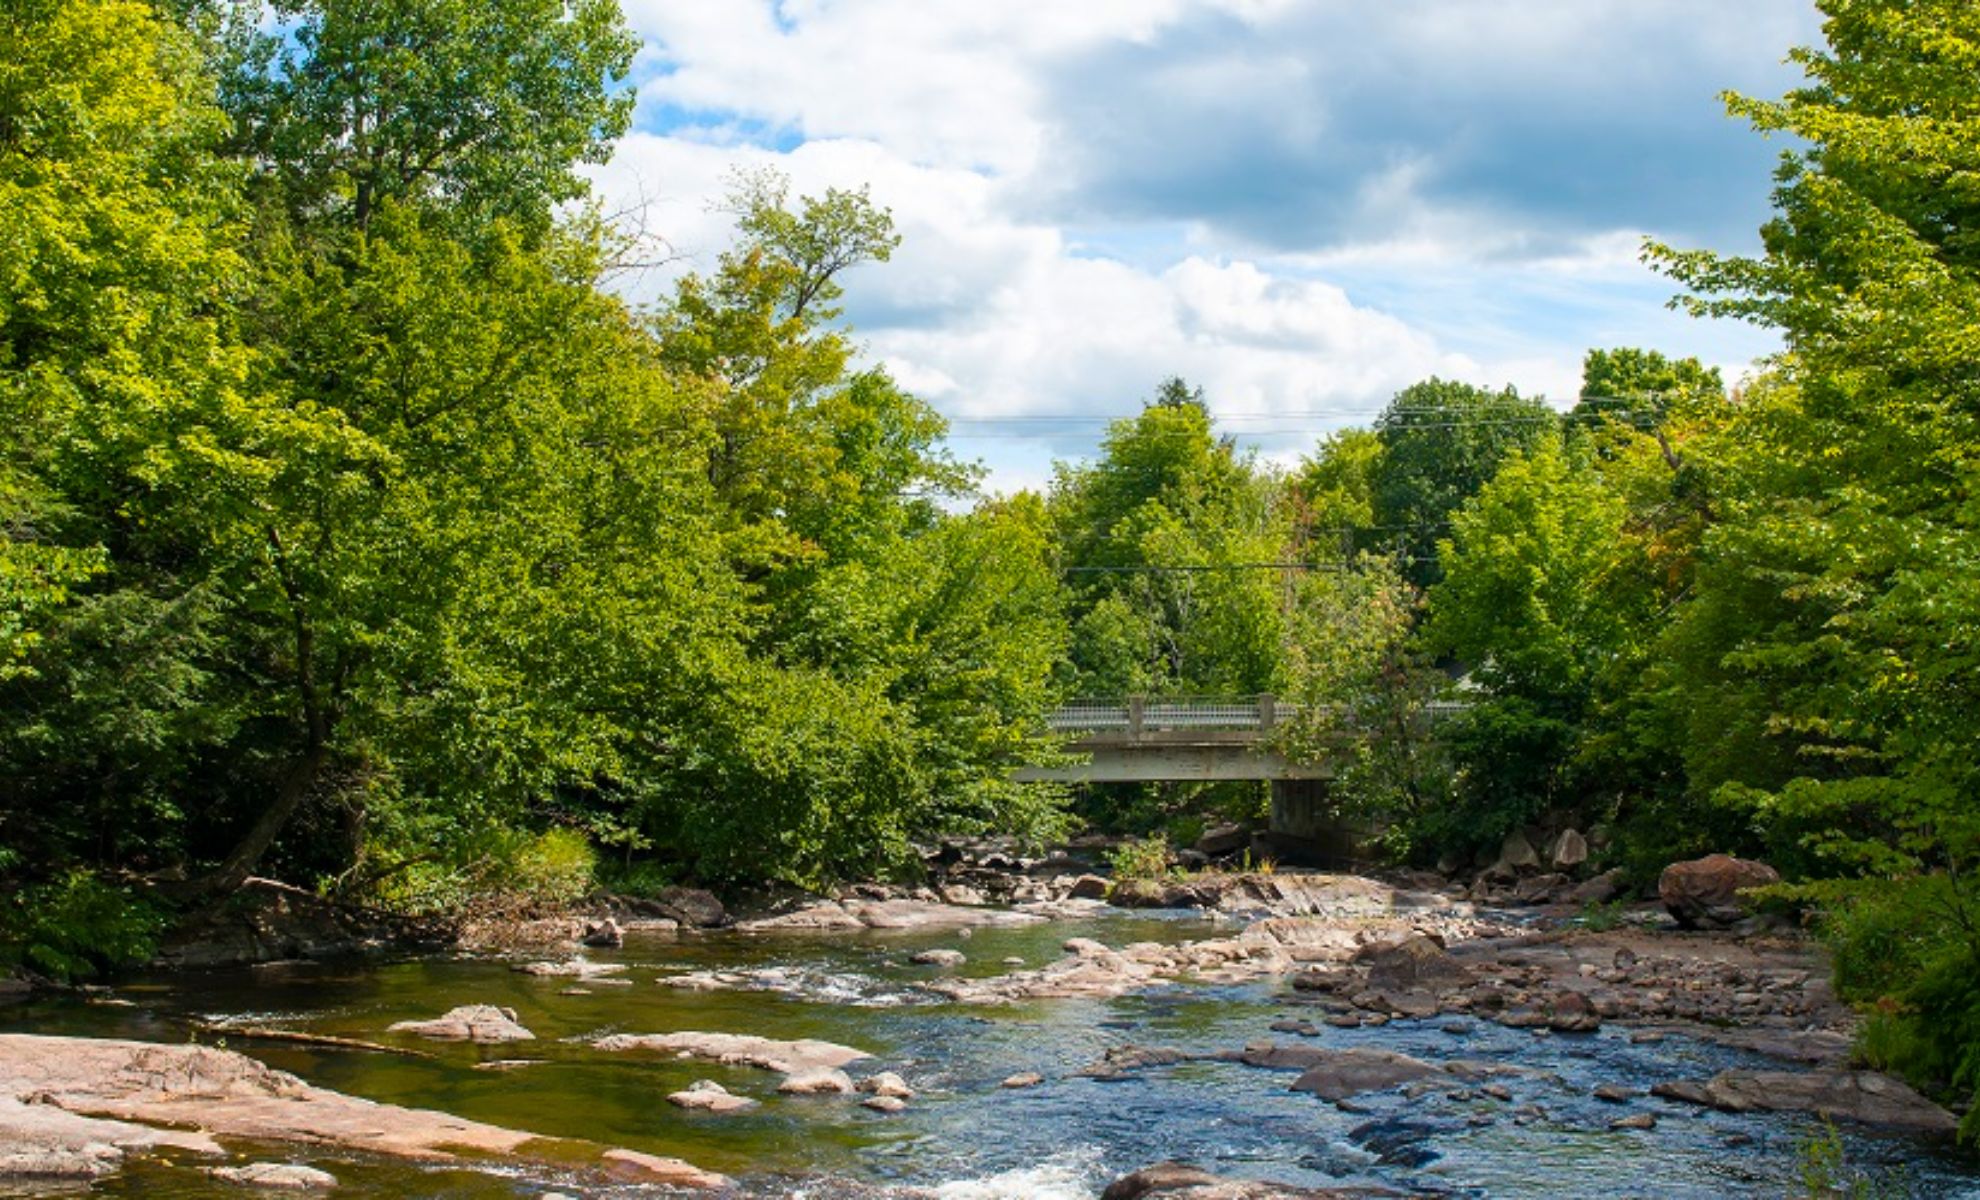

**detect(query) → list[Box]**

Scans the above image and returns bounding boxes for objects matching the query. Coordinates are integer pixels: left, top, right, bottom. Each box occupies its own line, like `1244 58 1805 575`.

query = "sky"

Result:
586 0 1826 495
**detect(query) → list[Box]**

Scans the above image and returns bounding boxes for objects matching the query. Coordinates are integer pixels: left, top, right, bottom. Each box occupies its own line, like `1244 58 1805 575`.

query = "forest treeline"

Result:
3 0 1978 1138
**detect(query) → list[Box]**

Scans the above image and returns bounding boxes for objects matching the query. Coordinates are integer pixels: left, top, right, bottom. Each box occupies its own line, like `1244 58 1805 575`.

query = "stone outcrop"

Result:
0 1035 724 1189
0 1093 221 1179
155 878 446 969
386 1005 535 1044
1658 854 1780 929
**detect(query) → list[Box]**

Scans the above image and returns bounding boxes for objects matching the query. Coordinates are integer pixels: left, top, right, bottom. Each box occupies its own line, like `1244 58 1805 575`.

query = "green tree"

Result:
1295 428 1383 563
1424 432 1658 850
224 0 637 233
1369 378 1557 584
1648 0 1980 1134
1052 382 1288 696
1573 347 1724 428
1277 555 1449 855
0 0 258 900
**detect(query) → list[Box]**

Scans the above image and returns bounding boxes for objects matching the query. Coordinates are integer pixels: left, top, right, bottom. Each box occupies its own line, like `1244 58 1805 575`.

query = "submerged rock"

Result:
208 1162 338 1190
739 898 1045 932
387 1005 535 1044
1287 1049 1441 1102
511 958 627 979
594 1031 870 1074
857 1071 914 1099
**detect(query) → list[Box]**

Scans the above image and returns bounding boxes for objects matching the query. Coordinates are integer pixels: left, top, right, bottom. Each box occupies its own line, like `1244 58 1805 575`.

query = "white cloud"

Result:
586 1 1804 492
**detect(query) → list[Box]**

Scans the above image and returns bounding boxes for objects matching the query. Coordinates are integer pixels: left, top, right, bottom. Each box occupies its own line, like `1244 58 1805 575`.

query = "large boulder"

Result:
1193 823 1251 858
387 1005 534 1044
1496 830 1540 873
1102 1163 1224 1199
1550 829 1589 869
1658 855 1780 929
1566 867 1628 906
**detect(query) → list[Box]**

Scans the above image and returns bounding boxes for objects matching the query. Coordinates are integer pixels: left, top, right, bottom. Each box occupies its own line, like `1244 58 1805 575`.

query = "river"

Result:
3 908 1974 1198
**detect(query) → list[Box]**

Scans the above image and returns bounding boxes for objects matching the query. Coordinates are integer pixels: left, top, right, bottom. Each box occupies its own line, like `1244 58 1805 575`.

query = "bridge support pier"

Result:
1265 778 1372 869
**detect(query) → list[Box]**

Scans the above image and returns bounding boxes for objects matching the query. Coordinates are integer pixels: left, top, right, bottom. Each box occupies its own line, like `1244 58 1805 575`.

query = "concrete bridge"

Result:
1014 695 1319 784
1016 694 1462 863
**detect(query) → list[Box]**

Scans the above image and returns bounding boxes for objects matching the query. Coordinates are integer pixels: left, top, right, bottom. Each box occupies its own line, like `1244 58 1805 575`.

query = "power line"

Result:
940 394 1672 428
1062 558 1438 575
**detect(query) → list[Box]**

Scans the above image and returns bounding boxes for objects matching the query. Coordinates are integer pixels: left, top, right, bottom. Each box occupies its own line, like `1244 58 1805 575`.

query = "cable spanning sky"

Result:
589 0 1825 494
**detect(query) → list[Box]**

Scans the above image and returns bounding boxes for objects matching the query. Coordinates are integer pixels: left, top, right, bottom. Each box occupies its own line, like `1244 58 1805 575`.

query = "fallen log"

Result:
192 1023 435 1060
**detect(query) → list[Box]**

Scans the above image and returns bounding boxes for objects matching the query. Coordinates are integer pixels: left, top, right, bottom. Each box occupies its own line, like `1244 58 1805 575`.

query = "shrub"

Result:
0 870 165 980
1106 834 1178 883
374 826 597 915
1814 873 1980 1144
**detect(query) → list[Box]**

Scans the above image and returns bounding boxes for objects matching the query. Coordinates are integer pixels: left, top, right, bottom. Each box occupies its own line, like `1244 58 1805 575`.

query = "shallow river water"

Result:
5 910 1976 1198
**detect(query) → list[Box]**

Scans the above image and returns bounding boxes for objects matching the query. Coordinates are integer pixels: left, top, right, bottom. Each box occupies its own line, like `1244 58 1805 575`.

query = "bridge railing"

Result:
1046 695 1467 736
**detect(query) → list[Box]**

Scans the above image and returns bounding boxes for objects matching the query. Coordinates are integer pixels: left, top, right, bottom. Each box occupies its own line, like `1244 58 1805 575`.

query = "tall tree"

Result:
1649 0 1980 1132
224 0 637 233
1369 378 1556 584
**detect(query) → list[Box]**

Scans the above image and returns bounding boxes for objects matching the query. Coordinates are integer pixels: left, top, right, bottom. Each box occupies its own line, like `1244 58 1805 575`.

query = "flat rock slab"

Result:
594 1031 871 1074
739 899 1046 932
387 1005 535 1044
1239 1043 1441 1103
1664 1069 1957 1135
0 1035 725 1189
511 959 628 979
0 1093 221 1179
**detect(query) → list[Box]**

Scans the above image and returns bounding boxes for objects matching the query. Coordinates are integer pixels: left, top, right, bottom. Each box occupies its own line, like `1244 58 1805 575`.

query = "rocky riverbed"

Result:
1 862 1973 1197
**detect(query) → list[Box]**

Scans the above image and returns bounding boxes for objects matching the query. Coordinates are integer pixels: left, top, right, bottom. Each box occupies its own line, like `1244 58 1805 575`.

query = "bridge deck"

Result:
1017 695 1461 784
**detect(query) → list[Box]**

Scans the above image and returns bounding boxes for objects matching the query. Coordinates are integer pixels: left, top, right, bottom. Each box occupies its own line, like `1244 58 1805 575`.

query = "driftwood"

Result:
193 1022 436 1060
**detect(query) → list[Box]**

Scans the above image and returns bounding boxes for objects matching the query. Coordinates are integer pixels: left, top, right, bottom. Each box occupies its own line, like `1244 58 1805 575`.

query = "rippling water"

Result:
4 910 1975 1198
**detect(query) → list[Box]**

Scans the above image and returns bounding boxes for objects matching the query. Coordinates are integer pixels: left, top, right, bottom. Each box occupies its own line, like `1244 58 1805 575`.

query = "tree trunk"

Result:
187 743 327 898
